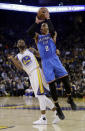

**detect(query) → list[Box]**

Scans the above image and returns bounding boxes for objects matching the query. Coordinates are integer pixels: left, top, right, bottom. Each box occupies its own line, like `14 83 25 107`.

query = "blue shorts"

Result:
42 55 68 83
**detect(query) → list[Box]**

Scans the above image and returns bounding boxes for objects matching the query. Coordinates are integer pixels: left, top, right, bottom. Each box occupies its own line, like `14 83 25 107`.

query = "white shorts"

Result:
40 68 49 91
29 67 46 97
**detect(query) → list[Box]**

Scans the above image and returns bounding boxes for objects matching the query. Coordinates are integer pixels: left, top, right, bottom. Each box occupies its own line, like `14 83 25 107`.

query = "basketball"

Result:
37 7 49 20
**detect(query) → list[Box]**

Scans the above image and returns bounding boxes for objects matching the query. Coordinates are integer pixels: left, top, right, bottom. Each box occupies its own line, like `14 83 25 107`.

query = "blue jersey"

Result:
37 33 68 83
37 34 56 59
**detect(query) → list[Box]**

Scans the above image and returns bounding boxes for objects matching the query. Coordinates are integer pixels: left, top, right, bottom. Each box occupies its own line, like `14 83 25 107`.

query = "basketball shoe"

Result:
55 103 65 120
33 117 47 125
67 98 77 110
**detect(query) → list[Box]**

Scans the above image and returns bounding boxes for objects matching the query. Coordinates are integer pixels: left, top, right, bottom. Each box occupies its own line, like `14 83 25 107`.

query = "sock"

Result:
41 114 46 120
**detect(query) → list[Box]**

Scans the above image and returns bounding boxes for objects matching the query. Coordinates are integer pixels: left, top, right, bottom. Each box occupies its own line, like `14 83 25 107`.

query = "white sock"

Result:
41 114 46 119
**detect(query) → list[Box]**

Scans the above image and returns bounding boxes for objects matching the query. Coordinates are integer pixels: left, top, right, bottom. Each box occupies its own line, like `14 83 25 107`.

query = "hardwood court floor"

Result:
0 96 85 131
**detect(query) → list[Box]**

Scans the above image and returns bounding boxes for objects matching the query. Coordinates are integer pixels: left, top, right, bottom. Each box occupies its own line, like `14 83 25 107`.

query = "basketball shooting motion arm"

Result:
46 19 55 37
8 55 23 71
27 23 38 38
27 17 44 38
44 12 57 38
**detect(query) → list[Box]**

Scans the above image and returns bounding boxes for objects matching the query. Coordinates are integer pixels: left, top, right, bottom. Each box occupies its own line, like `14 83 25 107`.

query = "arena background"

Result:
0 1 85 131
0 0 85 97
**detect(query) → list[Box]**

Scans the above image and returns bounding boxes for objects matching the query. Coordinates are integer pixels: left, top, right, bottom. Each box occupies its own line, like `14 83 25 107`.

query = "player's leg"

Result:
42 61 65 120
40 68 60 123
49 81 65 120
60 76 77 110
30 68 47 125
34 95 47 125
53 56 77 110
44 95 60 124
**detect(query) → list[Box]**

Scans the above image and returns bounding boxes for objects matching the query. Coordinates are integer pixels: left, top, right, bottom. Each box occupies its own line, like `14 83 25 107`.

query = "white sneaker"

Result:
33 117 47 125
52 115 60 124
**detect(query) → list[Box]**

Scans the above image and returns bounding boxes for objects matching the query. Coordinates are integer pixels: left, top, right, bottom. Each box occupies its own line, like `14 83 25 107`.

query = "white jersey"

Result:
17 48 49 97
17 49 39 75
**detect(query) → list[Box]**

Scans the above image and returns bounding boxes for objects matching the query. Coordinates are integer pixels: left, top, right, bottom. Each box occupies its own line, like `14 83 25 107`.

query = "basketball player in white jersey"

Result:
8 39 60 125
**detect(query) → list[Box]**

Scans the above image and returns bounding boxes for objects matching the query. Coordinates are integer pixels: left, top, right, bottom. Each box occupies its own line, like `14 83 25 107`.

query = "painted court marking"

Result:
0 126 15 130
0 104 85 110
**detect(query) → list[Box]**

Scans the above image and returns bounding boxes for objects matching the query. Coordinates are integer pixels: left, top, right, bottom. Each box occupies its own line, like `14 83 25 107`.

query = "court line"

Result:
0 104 85 110
0 126 15 130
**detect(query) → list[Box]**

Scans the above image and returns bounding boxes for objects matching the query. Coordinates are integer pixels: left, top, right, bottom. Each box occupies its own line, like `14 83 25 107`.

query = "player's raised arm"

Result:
45 12 57 39
27 17 44 38
8 55 23 70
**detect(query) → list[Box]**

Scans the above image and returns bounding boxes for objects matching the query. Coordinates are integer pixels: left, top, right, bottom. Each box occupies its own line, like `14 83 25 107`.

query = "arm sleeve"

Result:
45 19 55 37
27 23 38 38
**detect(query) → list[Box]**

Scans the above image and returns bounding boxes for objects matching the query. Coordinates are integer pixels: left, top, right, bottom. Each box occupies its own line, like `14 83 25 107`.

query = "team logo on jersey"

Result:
22 56 31 65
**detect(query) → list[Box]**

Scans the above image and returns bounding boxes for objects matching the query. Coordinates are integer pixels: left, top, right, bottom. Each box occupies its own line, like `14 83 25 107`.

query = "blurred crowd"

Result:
0 12 85 97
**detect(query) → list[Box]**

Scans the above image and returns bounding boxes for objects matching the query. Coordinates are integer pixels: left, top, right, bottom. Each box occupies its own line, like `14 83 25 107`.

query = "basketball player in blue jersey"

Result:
27 12 77 120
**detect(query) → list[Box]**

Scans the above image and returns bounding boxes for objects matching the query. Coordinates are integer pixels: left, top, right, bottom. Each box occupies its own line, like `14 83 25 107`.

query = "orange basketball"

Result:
37 7 49 20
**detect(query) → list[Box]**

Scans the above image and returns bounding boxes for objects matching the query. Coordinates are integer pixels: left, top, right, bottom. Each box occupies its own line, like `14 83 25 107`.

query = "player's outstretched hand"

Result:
35 16 44 24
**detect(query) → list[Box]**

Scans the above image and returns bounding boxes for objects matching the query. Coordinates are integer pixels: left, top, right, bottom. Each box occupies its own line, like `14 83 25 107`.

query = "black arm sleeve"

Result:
27 23 38 38
45 19 55 37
